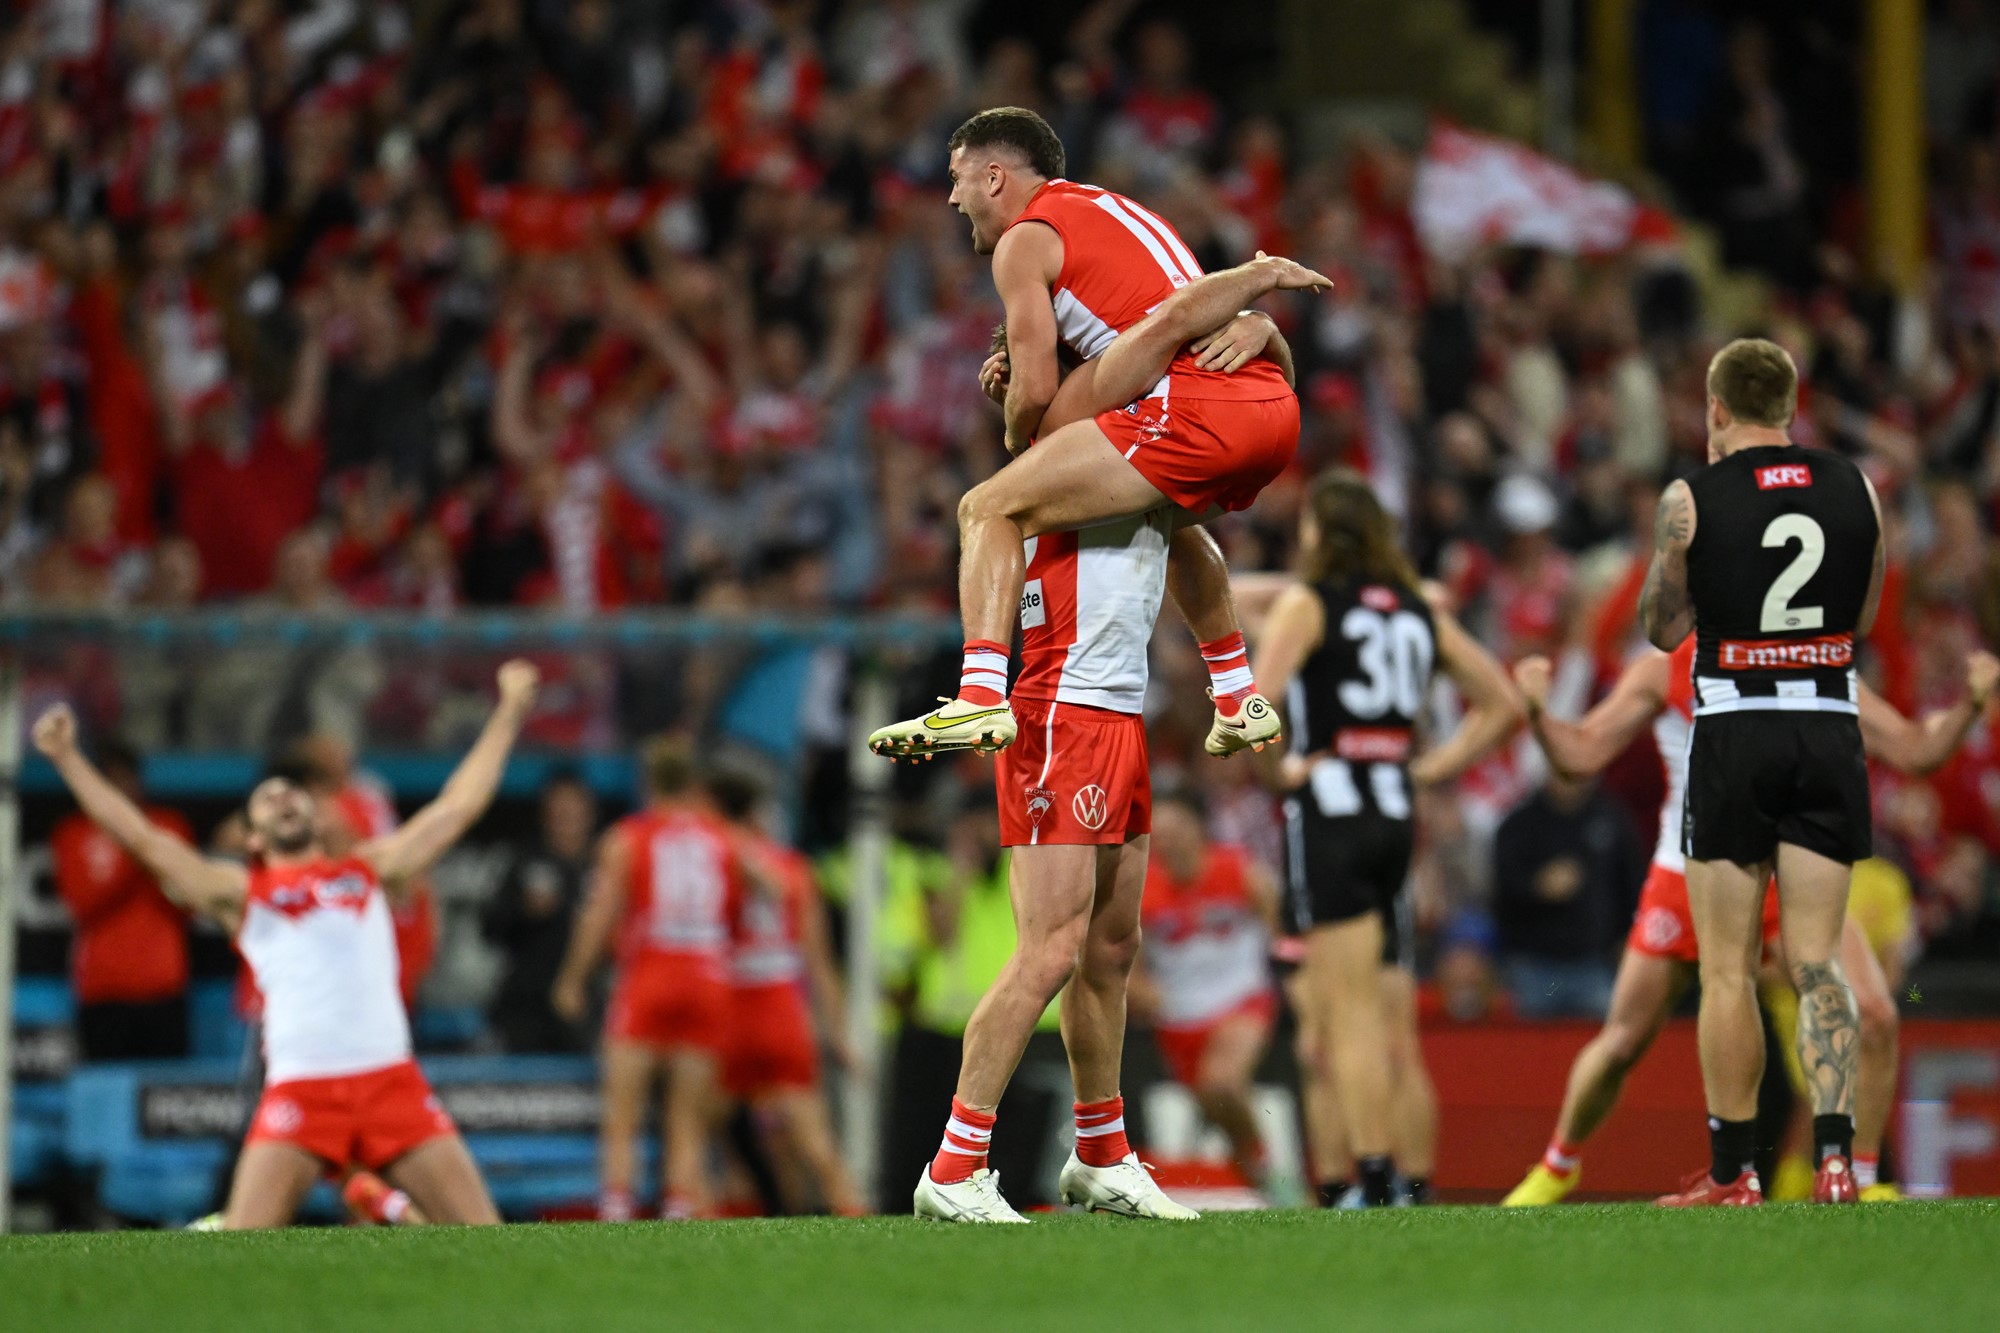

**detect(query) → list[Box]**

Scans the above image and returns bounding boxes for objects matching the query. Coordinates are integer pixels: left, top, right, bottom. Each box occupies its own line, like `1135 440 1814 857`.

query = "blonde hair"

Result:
1706 337 1798 428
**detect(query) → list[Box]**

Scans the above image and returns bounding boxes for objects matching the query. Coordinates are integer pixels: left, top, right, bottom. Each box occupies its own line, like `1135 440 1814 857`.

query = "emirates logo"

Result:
1073 785 1109 831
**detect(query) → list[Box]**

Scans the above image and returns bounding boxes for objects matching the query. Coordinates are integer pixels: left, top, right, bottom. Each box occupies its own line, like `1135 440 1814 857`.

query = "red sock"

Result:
931 1097 996 1184
1542 1136 1583 1177
1075 1096 1131 1167
958 639 1010 706
1199 632 1255 712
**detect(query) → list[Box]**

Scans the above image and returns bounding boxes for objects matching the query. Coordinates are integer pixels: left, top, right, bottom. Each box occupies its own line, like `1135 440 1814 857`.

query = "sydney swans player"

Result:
32 662 539 1228
907 273 1305 1225
1500 641 1997 1205
1641 338 1885 1207
868 106 1330 761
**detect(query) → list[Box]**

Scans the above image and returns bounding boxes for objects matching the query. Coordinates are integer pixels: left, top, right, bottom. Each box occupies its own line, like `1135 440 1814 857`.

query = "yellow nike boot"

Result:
1501 1163 1578 1207
1205 690 1282 757
868 697 1018 759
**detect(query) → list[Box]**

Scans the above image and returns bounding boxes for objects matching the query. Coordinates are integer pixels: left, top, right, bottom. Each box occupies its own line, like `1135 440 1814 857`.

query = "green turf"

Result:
5 1203 1996 1332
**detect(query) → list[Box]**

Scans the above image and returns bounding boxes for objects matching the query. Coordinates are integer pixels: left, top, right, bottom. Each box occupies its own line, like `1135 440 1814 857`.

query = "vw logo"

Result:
1073 785 1109 831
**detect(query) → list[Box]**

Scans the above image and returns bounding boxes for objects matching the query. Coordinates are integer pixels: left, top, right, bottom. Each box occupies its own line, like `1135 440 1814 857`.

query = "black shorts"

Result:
1283 801 1414 968
1683 711 1871 866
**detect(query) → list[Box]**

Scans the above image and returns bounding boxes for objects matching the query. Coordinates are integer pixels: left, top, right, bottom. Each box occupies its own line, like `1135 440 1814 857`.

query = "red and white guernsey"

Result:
1140 846 1271 1027
619 806 743 965
1015 515 1171 714
1008 180 1291 406
238 855 410 1084
1651 638 1700 873
731 839 812 989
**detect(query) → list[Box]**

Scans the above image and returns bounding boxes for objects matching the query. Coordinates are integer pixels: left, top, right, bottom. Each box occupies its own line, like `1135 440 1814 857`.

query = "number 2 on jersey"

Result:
1760 513 1825 632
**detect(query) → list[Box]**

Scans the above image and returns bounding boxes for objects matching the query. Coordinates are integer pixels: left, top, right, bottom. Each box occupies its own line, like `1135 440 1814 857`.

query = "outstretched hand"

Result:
1253 250 1335 293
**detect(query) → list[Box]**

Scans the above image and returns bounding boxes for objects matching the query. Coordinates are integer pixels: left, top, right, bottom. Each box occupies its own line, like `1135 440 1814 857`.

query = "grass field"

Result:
6 1202 1998 1332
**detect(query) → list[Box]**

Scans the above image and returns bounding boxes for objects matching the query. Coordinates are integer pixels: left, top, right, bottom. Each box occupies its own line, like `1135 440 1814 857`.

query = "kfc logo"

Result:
1026 787 1055 828
1072 785 1109 831
1755 465 1812 490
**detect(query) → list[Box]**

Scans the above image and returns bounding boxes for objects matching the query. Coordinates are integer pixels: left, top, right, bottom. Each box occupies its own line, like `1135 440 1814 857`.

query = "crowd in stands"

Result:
12 0 2000 1032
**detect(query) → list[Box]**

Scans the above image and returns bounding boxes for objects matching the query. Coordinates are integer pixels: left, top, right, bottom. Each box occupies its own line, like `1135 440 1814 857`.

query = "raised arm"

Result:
1516 651 1673 781
1858 651 2000 776
359 661 539 890
551 823 630 1023
1410 598 1525 787
31 707 247 927
1639 479 1697 651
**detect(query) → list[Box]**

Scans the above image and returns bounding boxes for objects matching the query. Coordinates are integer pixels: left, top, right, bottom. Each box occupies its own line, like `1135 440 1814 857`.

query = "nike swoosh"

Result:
924 707 1010 731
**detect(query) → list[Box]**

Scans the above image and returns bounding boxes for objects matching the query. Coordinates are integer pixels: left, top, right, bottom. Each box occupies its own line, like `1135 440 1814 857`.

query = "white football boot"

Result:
869 697 1018 760
914 1167 1030 1224
1058 1152 1200 1220
1204 690 1282 757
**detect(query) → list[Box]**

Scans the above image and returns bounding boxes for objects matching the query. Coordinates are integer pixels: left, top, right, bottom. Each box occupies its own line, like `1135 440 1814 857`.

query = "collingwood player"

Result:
1251 469 1519 1206
1641 338 1884 1207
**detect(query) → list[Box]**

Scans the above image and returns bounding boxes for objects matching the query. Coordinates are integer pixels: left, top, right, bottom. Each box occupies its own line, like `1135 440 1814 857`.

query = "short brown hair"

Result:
641 734 697 798
1707 338 1797 428
948 107 1065 180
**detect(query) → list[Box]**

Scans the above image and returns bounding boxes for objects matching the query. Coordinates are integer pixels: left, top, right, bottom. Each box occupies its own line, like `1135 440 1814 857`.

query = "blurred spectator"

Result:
1491 773 1645 1020
49 737 193 1060
483 770 599 1052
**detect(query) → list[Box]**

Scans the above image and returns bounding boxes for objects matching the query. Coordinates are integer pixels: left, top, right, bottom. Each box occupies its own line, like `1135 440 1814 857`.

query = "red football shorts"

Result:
1627 863 1782 964
246 1059 456 1172
1154 991 1277 1089
606 953 730 1054
1096 392 1299 515
996 698 1151 847
723 982 820 1097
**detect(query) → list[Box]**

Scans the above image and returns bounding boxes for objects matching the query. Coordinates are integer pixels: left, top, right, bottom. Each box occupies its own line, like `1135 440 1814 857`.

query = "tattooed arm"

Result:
1639 480 1697 651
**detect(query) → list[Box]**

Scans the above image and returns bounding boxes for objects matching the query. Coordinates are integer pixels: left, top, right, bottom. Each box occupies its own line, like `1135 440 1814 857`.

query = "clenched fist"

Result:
1968 651 2000 709
31 704 78 760
498 659 541 711
1512 656 1554 712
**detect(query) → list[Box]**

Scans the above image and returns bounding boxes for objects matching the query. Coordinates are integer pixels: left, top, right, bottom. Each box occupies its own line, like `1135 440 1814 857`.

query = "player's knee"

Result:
1855 982 1898 1050
1194 1068 1243 1104
1082 921 1141 982
1018 927 1085 997
1600 1021 1653 1069
957 479 1012 531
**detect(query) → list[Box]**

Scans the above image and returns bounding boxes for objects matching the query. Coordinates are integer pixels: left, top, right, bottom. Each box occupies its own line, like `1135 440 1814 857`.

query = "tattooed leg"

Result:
1791 958 1859 1117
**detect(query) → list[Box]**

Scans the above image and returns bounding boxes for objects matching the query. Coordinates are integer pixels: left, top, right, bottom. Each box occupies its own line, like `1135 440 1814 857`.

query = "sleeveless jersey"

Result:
1140 846 1270 1027
1651 639 1699 872
1287 575 1438 823
1684 444 1878 717
1014 512 1172 715
237 855 410 1083
1007 180 1292 405
618 806 742 963
730 838 811 988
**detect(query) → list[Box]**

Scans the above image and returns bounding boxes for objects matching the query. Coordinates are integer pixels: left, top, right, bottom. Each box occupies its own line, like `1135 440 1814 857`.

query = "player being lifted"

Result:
868 106 1330 763
1251 470 1520 1206
1500 640 1997 1205
1640 338 1884 1206
31 662 540 1228
905 259 1309 1225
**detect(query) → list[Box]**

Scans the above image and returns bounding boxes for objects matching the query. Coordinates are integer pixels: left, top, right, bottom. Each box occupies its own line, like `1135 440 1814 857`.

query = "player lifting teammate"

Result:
1251 470 1521 1206
31 662 540 1228
1640 338 1885 1206
868 106 1330 762
905 240 1309 1226
1500 640 1997 1205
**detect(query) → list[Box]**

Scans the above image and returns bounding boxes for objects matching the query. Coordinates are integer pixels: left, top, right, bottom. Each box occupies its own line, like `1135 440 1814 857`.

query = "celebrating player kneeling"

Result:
31 662 540 1228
